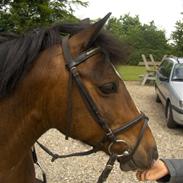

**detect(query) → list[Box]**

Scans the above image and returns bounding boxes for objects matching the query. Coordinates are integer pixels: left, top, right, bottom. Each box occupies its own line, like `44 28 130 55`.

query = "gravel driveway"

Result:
35 81 183 183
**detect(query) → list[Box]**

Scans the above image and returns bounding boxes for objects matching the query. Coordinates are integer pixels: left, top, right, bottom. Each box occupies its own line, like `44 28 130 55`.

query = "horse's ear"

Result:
70 13 111 51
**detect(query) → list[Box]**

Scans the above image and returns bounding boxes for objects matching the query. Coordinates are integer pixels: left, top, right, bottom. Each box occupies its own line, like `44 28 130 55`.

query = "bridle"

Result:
37 36 149 183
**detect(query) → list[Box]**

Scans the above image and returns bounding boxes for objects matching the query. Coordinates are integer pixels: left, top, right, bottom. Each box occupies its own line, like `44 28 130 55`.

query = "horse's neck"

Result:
0 48 59 170
0 98 49 170
0 45 68 170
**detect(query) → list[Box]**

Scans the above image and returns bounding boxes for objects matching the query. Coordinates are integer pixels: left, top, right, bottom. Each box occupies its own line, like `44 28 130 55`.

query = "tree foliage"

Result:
171 13 183 56
0 0 88 33
1 2 182 64
106 14 172 65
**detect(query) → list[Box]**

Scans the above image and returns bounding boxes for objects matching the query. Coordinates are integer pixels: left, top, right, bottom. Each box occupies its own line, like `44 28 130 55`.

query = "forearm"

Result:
157 159 183 183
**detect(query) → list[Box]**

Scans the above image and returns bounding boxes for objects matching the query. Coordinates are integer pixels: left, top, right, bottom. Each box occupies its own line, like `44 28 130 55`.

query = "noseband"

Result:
37 36 149 183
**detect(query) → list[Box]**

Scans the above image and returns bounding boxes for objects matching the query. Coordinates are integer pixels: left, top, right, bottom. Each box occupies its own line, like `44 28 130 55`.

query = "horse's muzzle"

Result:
118 146 159 171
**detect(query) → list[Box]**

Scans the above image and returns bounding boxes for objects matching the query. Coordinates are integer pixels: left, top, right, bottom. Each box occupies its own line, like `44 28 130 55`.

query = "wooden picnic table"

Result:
139 54 165 85
138 61 161 66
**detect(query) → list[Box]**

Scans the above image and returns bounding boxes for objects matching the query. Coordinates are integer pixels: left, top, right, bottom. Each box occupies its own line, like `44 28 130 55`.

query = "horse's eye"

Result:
99 82 117 94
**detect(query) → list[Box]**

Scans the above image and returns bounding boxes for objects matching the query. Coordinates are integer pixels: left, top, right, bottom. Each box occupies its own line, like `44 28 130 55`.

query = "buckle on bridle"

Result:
108 140 130 157
105 129 116 142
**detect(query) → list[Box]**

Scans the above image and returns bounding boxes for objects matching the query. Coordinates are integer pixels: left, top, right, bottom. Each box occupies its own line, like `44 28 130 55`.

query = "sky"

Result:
74 0 183 39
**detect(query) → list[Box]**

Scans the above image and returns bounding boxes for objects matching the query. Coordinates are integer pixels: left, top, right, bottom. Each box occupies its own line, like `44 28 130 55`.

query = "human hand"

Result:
136 159 169 181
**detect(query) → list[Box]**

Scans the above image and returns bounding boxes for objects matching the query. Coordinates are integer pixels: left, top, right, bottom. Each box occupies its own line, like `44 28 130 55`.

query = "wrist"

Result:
160 160 169 176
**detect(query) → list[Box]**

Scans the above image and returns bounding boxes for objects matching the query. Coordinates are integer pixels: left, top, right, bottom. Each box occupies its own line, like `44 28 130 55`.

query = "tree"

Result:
106 14 171 65
106 14 141 41
171 13 183 56
0 0 88 33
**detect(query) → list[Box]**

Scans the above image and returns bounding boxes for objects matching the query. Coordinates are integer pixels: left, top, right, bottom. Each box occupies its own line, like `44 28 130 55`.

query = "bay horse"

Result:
0 13 158 183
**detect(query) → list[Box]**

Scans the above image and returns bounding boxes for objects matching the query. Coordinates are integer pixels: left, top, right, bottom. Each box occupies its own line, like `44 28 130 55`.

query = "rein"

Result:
36 36 149 183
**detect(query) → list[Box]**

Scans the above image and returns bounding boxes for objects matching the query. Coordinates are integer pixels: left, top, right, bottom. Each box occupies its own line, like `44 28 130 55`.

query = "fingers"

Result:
136 171 148 181
136 160 170 181
136 171 142 181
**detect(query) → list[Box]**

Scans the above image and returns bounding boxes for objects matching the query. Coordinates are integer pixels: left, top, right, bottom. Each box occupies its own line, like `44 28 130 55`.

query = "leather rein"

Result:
36 36 149 183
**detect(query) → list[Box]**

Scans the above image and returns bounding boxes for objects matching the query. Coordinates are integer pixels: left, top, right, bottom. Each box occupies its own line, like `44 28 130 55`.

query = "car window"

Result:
172 63 183 81
159 60 173 78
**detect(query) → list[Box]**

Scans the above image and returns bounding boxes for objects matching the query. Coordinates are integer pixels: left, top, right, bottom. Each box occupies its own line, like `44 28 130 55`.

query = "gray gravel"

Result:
35 81 183 183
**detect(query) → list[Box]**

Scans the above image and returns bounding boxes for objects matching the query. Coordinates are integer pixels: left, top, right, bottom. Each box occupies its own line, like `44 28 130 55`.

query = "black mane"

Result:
0 22 128 98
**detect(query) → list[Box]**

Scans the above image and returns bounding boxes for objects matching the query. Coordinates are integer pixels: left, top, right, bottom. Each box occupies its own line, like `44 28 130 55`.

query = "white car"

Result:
155 57 183 128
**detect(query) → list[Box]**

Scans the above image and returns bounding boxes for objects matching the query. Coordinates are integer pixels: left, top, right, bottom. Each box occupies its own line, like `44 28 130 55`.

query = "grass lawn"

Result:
117 65 146 81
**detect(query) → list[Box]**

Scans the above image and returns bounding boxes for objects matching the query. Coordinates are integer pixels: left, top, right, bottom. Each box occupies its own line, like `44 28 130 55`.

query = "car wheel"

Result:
166 102 177 128
156 94 161 103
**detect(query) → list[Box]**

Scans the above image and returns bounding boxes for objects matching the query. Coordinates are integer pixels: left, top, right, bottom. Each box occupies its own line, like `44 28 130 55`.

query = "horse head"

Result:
45 13 158 172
